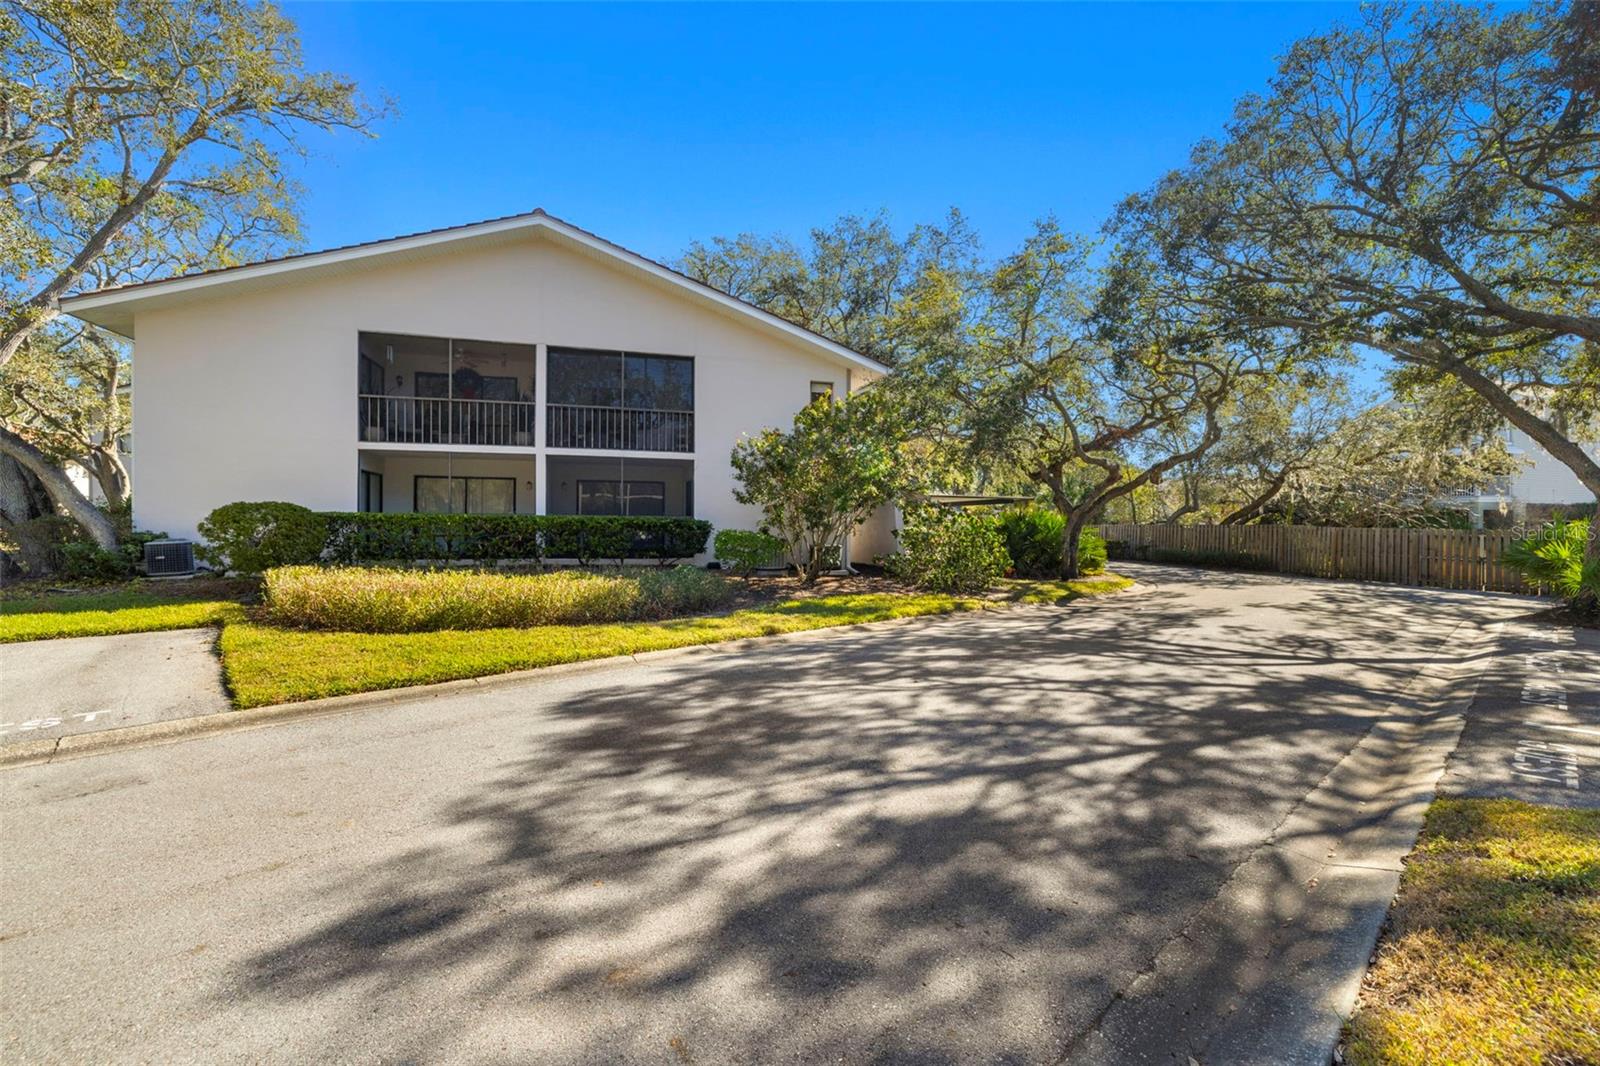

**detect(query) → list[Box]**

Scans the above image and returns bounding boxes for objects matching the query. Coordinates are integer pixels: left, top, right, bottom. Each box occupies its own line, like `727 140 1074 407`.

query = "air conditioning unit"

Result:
144 539 196 578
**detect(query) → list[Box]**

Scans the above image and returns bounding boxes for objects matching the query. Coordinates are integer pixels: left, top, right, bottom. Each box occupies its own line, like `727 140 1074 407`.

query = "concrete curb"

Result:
1 580 1141 771
1059 616 1502 1066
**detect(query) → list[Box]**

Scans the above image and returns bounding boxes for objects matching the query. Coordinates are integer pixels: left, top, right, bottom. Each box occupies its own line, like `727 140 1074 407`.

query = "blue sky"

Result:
282 2 1356 263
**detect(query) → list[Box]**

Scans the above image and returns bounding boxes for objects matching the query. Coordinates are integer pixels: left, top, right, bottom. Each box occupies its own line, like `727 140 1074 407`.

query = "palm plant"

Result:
1501 518 1599 613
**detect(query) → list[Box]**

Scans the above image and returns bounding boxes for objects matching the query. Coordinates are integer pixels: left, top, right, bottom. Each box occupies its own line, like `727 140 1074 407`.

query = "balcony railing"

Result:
546 404 694 453
359 395 536 448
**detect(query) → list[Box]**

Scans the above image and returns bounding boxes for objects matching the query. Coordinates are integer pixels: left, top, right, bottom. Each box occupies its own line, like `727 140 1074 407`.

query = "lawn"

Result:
1001 574 1134 605
0 588 248 643
220 591 991 707
1341 798 1600 1066
1 569 1133 706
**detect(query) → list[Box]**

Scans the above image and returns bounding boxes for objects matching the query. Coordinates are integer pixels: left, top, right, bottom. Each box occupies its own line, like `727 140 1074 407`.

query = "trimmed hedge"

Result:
713 528 786 577
198 502 328 574
318 513 712 565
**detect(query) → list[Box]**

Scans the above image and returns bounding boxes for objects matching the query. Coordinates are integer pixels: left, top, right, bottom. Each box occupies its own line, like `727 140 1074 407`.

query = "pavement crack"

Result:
1052 834 1286 1064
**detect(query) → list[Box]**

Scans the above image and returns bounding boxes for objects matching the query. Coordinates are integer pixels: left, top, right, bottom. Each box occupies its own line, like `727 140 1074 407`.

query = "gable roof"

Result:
58 208 890 375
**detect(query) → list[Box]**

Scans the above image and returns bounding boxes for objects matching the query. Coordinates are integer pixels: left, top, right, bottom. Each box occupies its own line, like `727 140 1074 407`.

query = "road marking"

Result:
0 711 111 737
1509 625 1584 791
1511 740 1581 790
1529 721 1600 739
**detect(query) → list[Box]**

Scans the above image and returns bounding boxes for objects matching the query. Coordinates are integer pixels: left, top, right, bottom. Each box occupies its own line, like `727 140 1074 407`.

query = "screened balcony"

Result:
358 332 536 447
546 347 693 453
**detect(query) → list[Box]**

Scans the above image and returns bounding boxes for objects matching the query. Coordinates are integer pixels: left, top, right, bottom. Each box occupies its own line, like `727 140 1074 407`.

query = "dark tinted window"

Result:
548 349 622 407
577 479 622 515
624 355 694 411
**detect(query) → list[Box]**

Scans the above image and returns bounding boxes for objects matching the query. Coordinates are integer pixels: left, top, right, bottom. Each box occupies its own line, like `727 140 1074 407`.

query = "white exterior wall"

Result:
128 233 877 559
1505 425 1599 505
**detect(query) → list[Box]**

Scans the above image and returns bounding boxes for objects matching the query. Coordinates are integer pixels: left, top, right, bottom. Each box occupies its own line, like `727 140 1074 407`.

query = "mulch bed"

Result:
721 572 912 610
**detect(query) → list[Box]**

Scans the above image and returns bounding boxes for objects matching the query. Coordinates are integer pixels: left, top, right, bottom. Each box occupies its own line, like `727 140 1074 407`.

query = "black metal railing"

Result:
545 404 694 452
358 395 536 448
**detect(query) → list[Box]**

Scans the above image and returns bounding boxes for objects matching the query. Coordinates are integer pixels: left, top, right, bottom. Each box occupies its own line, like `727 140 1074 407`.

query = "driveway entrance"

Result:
0 566 1545 1063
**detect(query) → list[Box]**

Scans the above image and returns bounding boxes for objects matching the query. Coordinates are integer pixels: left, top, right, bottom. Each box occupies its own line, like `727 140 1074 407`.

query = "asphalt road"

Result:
0 566 1544 1064
1441 618 1599 807
0 628 230 746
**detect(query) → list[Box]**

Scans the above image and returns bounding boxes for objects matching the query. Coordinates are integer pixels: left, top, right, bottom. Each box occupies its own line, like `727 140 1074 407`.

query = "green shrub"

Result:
998 506 1064 577
1502 517 1598 606
630 566 734 618
713 528 786 577
885 507 1010 593
1077 529 1108 575
198 502 327 574
320 513 711 566
263 565 731 633
56 541 132 582
997 507 1107 576
541 515 632 567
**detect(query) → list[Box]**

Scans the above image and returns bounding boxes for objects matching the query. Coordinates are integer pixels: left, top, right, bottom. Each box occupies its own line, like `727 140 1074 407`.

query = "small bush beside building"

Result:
712 528 786 578
885 508 1011 593
197 502 328 574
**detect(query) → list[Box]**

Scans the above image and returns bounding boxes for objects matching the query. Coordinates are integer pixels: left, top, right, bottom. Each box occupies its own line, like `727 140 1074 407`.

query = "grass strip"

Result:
1002 575 1134 605
1341 797 1600 1066
220 591 994 707
222 575 1133 708
0 592 246 643
222 575 1135 708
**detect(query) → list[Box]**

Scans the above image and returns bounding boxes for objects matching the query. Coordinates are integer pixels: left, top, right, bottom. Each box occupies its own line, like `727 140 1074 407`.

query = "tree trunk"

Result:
1428 357 1600 609
0 425 118 549
1581 517 1600 615
89 447 131 508
1439 360 1600 501
801 538 823 586
0 454 61 575
1221 470 1293 526
1059 510 1090 579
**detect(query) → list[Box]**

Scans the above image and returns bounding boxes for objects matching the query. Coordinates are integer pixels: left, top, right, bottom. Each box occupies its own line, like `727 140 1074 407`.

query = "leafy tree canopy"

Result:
0 0 384 556
1108 0 1600 510
730 388 916 584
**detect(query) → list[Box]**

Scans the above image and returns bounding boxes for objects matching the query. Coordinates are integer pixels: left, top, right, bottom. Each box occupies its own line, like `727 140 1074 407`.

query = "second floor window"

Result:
548 348 693 411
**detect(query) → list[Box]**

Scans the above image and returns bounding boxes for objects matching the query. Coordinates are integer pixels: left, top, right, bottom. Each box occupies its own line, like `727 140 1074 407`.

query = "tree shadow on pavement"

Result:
229 571 1535 1064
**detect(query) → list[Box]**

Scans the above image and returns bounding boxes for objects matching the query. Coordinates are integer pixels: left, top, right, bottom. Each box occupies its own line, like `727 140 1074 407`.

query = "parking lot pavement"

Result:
0 628 230 747
1439 621 1600 807
0 567 1539 1065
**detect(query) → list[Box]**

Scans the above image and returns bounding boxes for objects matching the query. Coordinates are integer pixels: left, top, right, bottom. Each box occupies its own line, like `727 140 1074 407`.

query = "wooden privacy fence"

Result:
1096 522 1538 595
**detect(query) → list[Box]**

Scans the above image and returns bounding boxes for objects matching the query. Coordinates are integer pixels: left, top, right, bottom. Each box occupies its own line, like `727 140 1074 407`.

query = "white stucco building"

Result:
1455 420 1599 528
59 210 898 563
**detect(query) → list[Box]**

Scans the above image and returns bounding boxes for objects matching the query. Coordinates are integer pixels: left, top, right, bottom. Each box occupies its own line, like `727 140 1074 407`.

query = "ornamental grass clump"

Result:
263 565 730 633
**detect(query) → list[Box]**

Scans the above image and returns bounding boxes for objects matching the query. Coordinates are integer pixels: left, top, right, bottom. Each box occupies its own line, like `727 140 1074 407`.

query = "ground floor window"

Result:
577 479 666 516
414 475 516 515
